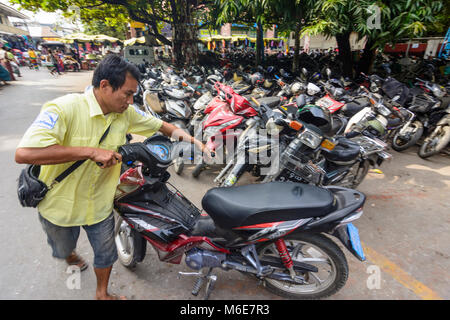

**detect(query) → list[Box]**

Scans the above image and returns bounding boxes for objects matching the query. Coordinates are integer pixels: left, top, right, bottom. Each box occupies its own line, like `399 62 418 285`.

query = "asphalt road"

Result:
0 67 448 301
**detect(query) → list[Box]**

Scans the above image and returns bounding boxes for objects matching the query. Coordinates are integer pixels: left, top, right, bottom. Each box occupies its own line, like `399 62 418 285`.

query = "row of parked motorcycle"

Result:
132 56 449 191
112 52 448 300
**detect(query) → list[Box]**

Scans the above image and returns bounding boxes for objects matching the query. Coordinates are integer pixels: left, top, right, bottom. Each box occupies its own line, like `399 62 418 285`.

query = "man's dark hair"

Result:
92 54 141 91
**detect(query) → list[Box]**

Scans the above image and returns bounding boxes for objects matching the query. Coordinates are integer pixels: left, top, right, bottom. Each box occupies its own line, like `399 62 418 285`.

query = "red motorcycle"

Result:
114 135 367 300
191 82 258 178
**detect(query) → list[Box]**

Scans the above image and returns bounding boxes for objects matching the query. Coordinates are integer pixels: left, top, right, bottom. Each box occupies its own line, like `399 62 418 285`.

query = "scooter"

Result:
114 135 367 300
191 82 258 178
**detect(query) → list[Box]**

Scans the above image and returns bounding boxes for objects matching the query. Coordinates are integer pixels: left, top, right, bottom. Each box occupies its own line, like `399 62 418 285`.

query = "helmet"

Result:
291 82 305 95
307 83 321 96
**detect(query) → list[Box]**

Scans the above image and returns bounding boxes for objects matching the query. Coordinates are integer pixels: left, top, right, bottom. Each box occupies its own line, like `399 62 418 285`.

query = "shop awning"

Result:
61 33 121 44
123 36 163 46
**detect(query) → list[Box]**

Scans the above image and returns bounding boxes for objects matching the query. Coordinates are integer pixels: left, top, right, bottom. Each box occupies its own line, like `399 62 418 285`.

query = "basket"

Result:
281 148 325 185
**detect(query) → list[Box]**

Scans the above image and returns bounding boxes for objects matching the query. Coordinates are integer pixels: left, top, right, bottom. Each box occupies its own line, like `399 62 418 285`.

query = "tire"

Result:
418 126 450 159
350 160 370 189
256 233 348 299
192 162 206 178
115 218 147 268
333 160 370 189
391 121 423 152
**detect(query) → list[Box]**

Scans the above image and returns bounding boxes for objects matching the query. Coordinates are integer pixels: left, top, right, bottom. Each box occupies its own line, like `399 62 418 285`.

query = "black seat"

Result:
201 182 336 229
322 136 361 163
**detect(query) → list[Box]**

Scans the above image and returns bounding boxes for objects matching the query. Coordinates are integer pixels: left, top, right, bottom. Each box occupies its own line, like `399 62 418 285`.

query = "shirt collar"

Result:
85 86 104 118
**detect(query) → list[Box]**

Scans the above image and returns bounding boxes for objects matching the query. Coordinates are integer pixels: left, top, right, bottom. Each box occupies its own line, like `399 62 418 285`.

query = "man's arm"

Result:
15 145 122 169
158 121 207 153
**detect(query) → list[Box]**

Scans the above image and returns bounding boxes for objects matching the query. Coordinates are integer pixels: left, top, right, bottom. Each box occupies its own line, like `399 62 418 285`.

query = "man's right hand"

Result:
89 148 122 169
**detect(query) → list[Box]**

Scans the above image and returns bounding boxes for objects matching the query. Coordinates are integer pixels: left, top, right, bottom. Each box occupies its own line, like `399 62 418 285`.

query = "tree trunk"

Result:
255 22 264 66
292 23 301 73
170 0 199 66
335 32 353 78
357 38 377 75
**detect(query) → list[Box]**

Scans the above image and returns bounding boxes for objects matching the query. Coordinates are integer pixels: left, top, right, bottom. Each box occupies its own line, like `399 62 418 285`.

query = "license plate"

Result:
347 223 366 261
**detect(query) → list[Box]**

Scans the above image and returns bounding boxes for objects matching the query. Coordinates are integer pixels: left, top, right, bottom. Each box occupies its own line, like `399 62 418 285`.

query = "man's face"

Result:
103 72 138 114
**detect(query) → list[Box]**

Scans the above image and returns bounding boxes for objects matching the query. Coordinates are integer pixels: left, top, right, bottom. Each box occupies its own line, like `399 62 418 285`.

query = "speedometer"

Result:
147 144 170 161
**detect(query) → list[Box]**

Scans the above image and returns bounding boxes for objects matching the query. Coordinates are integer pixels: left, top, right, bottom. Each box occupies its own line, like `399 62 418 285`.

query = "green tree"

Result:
11 0 218 66
301 0 445 76
214 0 274 65
83 20 128 40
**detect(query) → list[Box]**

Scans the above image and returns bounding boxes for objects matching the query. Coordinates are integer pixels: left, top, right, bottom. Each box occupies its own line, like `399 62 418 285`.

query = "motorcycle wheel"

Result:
391 121 423 152
333 160 370 189
256 233 348 299
418 126 450 159
115 217 147 268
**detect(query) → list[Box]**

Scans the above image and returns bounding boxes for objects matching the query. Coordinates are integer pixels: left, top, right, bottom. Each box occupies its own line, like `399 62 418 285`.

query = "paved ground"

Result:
0 67 448 300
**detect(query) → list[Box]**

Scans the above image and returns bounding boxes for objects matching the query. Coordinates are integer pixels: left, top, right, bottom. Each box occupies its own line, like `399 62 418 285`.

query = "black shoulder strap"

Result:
52 124 111 185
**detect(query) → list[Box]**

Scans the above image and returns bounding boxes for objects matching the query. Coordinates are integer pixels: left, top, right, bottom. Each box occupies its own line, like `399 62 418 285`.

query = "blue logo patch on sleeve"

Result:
32 111 59 130
133 105 148 118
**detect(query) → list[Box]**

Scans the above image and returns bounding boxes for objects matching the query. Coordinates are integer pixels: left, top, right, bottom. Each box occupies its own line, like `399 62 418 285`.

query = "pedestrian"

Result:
48 50 61 75
15 54 210 300
0 63 11 85
0 45 16 81
57 50 65 73
6 47 21 77
27 47 39 70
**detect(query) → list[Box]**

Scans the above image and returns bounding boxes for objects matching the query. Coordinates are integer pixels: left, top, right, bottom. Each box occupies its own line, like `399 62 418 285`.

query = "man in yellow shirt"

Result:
15 54 208 300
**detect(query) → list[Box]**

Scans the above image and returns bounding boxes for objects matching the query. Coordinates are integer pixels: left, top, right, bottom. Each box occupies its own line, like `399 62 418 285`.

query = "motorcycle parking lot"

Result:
1 68 449 300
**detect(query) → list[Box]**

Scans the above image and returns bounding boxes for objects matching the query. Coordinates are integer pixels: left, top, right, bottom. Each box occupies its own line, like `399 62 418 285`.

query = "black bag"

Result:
18 164 48 208
17 125 111 208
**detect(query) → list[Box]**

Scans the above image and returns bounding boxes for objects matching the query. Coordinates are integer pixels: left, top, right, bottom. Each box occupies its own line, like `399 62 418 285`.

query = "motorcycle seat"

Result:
322 136 360 163
201 182 336 230
252 96 283 109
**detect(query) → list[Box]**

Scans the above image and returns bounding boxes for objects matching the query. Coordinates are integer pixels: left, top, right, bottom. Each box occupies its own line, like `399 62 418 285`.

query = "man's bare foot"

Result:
96 292 127 300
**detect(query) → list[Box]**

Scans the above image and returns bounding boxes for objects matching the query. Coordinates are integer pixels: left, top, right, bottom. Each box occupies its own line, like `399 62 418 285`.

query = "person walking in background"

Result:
48 50 61 76
1 45 16 81
6 47 21 78
28 48 39 70
0 63 11 85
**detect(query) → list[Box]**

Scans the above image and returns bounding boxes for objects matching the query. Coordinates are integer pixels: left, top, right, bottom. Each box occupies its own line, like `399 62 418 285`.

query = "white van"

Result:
124 45 155 65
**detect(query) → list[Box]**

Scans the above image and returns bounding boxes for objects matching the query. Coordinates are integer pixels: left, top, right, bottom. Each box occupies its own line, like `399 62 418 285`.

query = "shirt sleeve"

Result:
126 104 163 137
17 102 67 149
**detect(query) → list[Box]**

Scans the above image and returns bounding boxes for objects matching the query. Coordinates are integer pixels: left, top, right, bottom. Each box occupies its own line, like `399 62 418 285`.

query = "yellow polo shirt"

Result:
17 88 163 227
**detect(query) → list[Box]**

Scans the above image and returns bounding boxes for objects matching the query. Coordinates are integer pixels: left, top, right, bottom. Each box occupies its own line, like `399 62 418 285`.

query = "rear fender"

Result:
332 223 366 261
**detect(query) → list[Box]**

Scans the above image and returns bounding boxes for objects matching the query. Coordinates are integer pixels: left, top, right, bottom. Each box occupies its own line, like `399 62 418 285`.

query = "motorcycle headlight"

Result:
297 127 322 149
377 104 391 117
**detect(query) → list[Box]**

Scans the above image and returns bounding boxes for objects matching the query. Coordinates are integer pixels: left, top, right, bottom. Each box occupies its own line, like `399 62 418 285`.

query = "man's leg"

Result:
84 213 124 300
38 213 81 262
